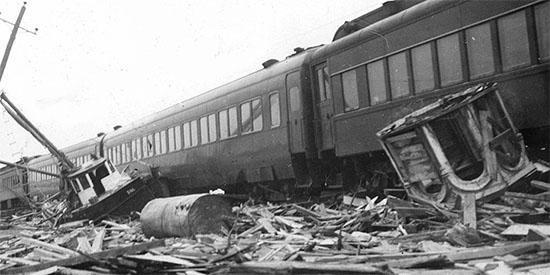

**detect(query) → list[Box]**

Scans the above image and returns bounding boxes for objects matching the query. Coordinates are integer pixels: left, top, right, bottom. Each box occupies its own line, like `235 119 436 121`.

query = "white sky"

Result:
0 0 385 163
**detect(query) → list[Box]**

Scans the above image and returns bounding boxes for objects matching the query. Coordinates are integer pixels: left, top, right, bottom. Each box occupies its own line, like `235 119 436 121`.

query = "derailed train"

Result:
3 0 549 202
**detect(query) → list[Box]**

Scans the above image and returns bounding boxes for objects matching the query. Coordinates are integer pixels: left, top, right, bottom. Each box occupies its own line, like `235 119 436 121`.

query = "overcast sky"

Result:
0 0 385 163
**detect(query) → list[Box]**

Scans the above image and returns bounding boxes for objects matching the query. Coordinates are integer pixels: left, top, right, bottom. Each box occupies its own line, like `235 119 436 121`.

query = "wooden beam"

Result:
2 240 165 274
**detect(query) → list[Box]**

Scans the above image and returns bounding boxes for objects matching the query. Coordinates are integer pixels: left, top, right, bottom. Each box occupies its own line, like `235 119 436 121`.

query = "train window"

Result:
437 33 463 86
107 149 112 163
183 122 190 148
160 130 167 154
229 107 238 137
411 43 435 93
200 116 209 144
342 70 359 111
154 132 161 155
124 143 131 162
133 139 142 160
498 10 530 71
141 137 148 158
121 144 126 163
190 120 199 147
466 23 495 78
252 99 263 132
168 127 175 152
147 134 154 156
535 2 549 61
367 60 387 105
270 93 280 128
174 125 182 150
114 147 119 164
116 146 121 164
289 87 301 112
241 101 252 134
219 109 229 139
208 114 217 142
315 65 330 102
388 52 410 99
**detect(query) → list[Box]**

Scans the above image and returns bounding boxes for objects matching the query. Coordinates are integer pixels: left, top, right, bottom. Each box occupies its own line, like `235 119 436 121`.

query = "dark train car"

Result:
101 48 318 196
306 0 549 193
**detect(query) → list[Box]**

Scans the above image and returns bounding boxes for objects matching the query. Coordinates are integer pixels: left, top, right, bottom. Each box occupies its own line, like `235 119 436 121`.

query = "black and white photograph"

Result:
0 0 548 273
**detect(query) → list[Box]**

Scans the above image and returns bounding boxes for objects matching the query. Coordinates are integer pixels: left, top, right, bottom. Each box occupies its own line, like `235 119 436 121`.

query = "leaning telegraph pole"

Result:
0 3 26 82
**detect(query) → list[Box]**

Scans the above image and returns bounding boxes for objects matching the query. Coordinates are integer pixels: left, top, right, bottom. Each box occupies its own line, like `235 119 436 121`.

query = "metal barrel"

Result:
140 194 233 238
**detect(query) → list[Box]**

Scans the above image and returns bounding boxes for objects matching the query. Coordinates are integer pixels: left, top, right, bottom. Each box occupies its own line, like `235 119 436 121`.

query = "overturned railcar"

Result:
377 83 536 205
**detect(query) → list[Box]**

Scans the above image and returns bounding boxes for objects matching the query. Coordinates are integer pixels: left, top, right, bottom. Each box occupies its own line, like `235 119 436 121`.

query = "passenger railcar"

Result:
307 0 549 196
19 0 549 200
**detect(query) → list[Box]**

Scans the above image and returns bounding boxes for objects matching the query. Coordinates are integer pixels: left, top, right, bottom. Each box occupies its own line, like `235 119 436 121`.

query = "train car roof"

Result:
311 0 451 61
27 136 99 165
104 48 316 141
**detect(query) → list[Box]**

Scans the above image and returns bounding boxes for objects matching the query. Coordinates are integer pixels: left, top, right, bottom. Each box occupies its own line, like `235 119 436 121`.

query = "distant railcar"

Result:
23 0 549 199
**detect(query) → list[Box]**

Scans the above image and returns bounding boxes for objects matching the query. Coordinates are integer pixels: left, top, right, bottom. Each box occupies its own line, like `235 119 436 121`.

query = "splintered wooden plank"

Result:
3 239 165 274
19 237 79 257
91 228 106 252
501 224 550 236
446 240 550 262
531 180 550 191
258 218 277 234
124 254 195 266
0 254 39 266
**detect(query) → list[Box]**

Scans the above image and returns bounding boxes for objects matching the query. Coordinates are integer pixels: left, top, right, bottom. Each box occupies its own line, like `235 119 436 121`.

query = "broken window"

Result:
252 98 262 132
241 101 252 134
430 110 484 181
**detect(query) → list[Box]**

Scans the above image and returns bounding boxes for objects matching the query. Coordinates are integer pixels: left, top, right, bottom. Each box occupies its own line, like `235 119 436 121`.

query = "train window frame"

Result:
342 69 359 112
208 113 217 143
535 2 549 61
183 122 191 149
437 33 463 87
121 144 126 163
252 98 263 132
240 101 252 134
190 120 199 147
269 92 280 128
314 64 331 102
125 142 131 162
411 43 435 93
498 10 530 71
219 109 229 139
200 116 209 144
160 130 167 154
228 106 238 137
154 132 161 155
174 125 182 150
465 22 495 79
168 127 175 152
388 51 411 99
367 59 388 105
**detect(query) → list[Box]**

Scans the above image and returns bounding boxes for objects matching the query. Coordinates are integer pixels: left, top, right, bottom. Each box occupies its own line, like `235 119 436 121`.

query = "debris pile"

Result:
0 184 549 274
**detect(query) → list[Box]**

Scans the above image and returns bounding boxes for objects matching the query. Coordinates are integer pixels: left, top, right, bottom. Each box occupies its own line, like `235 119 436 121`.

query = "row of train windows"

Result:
1 175 20 188
29 164 58 182
337 3 549 112
107 92 281 165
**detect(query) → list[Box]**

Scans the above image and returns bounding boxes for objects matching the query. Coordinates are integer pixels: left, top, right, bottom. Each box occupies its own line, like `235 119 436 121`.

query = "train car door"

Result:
313 63 334 150
286 71 304 153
